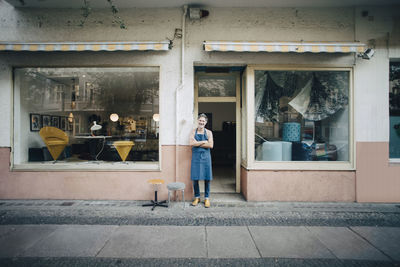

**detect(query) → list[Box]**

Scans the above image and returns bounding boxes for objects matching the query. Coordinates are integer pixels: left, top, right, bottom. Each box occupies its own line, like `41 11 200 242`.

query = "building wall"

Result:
353 7 400 202
0 1 399 201
0 146 194 200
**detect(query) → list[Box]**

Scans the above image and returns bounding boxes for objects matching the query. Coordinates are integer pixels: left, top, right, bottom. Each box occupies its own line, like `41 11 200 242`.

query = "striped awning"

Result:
0 41 171 52
204 41 366 53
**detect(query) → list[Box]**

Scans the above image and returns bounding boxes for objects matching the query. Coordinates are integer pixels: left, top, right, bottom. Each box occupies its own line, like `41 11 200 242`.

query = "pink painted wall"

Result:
4 142 399 202
240 167 248 200
0 146 193 200
177 145 193 200
241 168 355 202
356 142 400 202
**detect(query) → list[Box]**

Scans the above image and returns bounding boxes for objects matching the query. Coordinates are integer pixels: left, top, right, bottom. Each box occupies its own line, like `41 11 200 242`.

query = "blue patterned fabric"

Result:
191 129 213 181
282 122 301 142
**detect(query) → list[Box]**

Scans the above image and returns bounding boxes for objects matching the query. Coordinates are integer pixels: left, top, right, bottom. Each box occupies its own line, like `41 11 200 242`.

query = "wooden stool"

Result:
142 179 168 211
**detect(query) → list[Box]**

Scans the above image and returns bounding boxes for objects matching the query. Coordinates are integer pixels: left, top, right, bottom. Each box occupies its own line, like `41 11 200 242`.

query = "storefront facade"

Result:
0 0 399 202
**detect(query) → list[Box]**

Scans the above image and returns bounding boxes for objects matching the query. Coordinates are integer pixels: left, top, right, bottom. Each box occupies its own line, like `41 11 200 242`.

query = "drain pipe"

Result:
175 5 187 183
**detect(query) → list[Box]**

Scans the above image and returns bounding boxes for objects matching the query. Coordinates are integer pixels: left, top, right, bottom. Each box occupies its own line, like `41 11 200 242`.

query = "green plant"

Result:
107 0 127 29
79 0 91 27
79 0 127 29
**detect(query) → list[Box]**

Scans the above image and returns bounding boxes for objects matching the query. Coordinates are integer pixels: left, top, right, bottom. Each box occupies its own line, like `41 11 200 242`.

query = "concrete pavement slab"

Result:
0 225 16 237
248 226 335 259
98 226 206 258
21 225 117 257
206 226 260 258
308 226 390 261
351 226 400 261
0 225 59 257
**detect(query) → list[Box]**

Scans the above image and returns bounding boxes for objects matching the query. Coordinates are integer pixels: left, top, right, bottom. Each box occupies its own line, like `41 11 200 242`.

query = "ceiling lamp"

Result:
153 113 160 122
110 113 119 122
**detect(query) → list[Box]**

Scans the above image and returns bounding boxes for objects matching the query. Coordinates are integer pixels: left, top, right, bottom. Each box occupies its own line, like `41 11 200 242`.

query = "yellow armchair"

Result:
113 141 134 162
39 126 69 161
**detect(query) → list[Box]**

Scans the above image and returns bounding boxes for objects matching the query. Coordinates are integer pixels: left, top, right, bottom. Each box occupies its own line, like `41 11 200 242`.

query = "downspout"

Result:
176 5 187 182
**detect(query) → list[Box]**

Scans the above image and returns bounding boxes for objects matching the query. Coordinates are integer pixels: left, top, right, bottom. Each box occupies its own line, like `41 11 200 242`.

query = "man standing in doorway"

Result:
190 113 214 208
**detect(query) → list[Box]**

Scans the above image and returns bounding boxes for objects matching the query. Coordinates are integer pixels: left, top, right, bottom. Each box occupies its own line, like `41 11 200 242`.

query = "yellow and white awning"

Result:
204 41 366 53
0 41 171 52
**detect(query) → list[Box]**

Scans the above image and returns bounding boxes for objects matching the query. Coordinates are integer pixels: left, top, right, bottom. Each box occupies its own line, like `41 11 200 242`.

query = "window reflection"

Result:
15 67 159 164
254 70 350 162
390 62 400 159
198 75 236 97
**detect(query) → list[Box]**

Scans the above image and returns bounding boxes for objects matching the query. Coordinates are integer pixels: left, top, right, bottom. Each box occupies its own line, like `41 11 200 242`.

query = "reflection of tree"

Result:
96 72 159 116
390 63 400 115
255 71 349 122
198 78 235 97
18 68 159 120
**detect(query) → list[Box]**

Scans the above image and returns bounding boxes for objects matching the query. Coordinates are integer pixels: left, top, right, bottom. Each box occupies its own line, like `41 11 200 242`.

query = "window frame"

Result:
245 65 355 171
11 64 162 172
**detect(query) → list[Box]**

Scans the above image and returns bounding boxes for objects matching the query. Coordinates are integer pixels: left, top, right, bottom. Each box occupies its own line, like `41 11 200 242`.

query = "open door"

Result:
194 69 241 193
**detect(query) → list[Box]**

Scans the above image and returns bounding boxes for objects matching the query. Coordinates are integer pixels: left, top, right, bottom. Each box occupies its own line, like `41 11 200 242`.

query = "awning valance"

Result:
0 41 171 52
204 41 366 53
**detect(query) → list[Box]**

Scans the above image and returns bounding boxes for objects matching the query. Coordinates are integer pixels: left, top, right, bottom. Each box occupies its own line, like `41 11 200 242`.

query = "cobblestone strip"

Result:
0 257 398 267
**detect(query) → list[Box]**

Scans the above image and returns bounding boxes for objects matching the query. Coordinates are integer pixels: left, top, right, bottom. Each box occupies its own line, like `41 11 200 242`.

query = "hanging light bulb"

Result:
68 112 74 123
153 113 160 122
110 113 119 122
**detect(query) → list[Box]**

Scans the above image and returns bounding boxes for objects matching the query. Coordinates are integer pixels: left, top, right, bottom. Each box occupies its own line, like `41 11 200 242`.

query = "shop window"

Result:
254 70 350 162
14 67 159 167
390 62 400 159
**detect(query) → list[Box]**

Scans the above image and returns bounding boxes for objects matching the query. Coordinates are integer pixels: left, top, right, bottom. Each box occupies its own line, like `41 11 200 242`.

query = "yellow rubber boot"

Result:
191 198 200 206
204 199 210 208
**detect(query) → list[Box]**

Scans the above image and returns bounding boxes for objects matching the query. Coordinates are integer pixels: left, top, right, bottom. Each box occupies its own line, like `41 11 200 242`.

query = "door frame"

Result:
194 71 241 193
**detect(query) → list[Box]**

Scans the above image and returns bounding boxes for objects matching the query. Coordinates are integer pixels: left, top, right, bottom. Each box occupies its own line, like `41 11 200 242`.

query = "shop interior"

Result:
15 67 159 164
254 70 350 162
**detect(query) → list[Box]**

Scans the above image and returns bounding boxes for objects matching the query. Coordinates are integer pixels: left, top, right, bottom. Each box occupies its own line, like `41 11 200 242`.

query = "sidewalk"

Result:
0 199 399 266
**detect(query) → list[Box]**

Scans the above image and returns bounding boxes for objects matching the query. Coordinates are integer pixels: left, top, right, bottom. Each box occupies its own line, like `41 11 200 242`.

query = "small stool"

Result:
142 179 168 211
167 182 186 209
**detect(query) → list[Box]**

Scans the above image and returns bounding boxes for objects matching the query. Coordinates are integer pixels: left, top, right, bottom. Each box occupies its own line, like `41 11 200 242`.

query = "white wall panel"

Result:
0 63 12 147
354 6 398 142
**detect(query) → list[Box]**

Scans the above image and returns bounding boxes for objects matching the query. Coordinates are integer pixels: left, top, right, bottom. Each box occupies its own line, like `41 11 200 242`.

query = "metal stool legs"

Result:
142 184 168 211
168 189 185 209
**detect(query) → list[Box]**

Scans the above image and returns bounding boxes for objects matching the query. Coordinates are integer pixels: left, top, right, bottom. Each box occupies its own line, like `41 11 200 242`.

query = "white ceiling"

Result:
4 0 400 8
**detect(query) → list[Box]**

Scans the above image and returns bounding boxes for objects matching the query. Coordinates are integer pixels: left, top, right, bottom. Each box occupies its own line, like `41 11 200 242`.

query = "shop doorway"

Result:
194 68 242 193
199 102 236 192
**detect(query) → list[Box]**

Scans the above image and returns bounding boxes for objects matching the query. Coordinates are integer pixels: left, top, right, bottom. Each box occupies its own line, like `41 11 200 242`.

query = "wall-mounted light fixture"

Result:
189 8 209 20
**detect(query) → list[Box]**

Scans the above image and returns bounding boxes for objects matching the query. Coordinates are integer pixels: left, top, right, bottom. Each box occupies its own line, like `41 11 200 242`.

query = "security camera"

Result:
362 48 375 59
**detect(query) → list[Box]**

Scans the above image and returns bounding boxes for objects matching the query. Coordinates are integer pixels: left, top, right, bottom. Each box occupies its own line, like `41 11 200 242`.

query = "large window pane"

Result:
14 67 159 165
254 70 350 162
390 62 400 159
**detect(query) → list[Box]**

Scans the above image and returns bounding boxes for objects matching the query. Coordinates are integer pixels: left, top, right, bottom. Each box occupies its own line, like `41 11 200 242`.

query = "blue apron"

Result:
191 129 213 181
